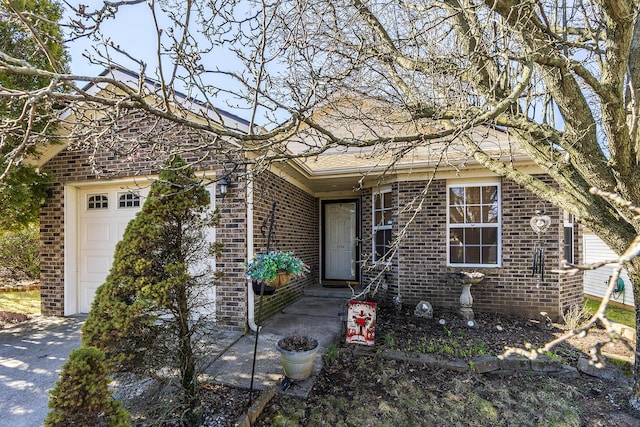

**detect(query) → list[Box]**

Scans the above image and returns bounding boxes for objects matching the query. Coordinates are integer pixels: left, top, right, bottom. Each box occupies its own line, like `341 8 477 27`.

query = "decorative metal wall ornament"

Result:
530 210 551 236
530 208 551 284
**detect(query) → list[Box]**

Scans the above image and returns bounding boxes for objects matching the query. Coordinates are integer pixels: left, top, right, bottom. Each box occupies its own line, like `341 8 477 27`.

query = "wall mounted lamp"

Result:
217 177 230 198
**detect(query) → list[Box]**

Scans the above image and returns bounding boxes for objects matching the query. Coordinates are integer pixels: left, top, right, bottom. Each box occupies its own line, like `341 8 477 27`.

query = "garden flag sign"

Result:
346 300 376 346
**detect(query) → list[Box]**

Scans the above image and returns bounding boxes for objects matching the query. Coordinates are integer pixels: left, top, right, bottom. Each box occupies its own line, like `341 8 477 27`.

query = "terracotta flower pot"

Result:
271 271 291 287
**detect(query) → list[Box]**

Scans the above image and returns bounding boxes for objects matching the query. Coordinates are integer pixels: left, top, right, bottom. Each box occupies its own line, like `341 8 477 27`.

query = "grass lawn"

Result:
585 297 635 328
0 290 41 315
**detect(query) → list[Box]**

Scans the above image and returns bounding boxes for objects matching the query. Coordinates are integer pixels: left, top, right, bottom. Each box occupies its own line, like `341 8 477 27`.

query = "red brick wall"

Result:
39 111 581 326
211 171 249 330
251 172 319 322
360 177 582 320
40 181 65 315
39 119 249 330
360 184 401 301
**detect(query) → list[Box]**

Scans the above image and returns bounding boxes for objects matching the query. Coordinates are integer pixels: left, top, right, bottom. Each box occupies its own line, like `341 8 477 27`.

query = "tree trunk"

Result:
629 262 640 410
177 281 200 427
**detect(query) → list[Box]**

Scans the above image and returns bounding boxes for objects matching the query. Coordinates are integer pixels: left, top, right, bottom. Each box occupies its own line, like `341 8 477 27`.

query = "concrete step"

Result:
303 284 356 299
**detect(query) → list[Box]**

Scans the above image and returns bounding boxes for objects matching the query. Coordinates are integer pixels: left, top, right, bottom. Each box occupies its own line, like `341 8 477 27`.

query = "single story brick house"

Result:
35 69 582 331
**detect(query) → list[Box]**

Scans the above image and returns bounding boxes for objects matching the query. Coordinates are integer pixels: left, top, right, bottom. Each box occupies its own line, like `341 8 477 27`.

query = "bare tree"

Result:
3 0 640 407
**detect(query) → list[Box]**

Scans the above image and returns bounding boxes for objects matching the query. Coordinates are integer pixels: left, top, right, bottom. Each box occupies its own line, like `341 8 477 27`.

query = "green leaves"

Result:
244 250 309 283
81 156 217 425
45 347 131 427
0 0 68 226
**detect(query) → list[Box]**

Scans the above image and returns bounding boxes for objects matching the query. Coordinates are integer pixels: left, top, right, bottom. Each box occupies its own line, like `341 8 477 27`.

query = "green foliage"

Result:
82 156 219 426
0 223 40 278
244 250 309 283
324 343 339 365
584 297 635 328
544 351 563 362
382 332 396 347
405 336 491 359
0 0 67 225
0 167 52 229
45 346 130 427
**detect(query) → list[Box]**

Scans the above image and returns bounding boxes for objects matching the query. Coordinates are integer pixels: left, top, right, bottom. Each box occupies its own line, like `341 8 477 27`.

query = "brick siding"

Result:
251 172 319 322
39 116 249 330
360 177 583 321
39 110 582 326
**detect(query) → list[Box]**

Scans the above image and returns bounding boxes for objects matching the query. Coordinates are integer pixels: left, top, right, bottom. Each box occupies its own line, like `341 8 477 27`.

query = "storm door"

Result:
322 200 359 282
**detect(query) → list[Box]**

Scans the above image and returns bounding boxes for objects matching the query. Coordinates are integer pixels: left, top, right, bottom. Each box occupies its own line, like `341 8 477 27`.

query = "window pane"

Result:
87 194 108 210
449 187 464 207
449 207 464 223
482 205 498 223
383 210 392 225
383 192 392 208
482 186 498 205
466 246 480 264
374 193 382 210
481 227 498 245
465 228 480 245
465 187 480 204
564 226 573 262
482 246 498 264
450 246 463 263
466 205 481 223
118 193 140 208
450 228 463 245
375 229 392 261
374 211 383 225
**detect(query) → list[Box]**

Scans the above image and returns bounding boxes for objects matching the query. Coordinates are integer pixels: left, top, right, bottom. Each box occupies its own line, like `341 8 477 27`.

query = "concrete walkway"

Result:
0 295 347 426
0 315 84 427
204 296 347 398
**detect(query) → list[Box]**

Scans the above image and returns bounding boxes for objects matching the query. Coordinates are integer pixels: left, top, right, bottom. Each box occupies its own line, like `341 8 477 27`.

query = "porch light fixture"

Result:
217 177 229 198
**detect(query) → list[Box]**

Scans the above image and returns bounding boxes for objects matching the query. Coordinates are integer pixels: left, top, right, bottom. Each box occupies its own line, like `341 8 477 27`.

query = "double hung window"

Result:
373 190 393 262
447 182 501 266
563 211 574 263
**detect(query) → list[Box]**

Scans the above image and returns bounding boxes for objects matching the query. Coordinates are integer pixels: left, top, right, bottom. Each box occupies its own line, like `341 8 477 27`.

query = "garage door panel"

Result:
81 222 112 246
81 283 100 313
80 252 113 278
117 220 132 237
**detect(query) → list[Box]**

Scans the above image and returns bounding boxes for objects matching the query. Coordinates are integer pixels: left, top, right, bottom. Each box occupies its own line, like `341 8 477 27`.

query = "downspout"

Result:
246 173 259 331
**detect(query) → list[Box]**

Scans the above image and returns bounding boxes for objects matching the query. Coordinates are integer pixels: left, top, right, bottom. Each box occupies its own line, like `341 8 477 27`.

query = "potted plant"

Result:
245 250 309 288
275 334 319 381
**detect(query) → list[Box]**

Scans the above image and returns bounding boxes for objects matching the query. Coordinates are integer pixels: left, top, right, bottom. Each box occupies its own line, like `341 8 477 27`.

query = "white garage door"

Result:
78 186 148 312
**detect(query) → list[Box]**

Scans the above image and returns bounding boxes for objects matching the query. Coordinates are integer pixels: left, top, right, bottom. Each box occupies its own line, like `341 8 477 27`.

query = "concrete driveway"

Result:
0 295 346 425
0 316 83 427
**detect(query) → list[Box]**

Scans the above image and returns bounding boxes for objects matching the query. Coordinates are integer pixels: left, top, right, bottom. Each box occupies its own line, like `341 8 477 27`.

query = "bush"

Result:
45 346 130 427
82 156 220 426
562 303 589 330
0 223 39 279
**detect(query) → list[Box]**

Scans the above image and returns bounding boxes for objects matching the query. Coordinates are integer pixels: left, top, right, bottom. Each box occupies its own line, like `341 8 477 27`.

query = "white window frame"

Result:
372 188 393 263
563 211 574 264
446 181 502 267
117 191 141 209
87 193 109 210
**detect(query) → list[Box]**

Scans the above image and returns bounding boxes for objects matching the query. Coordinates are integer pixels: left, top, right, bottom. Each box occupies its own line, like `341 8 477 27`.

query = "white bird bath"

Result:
449 272 485 320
